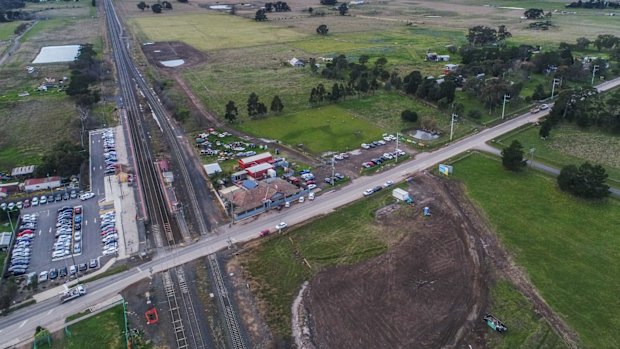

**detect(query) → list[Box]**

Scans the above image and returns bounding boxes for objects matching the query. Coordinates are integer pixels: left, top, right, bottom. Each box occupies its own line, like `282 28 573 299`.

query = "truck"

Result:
392 188 413 204
60 284 86 303
483 314 507 333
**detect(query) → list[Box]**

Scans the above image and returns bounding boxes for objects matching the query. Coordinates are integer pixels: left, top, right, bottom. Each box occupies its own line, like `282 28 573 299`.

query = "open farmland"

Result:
0 22 22 41
495 124 620 186
452 152 620 349
129 12 306 51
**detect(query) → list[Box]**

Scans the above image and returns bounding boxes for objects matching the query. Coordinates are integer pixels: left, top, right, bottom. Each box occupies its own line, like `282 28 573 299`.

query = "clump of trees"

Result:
466 25 511 46
557 162 610 199
66 44 103 107
316 24 328 35
501 140 527 172
546 88 620 132
255 9 267 21
566 0 620 9
264 1 291 12
240 93 283 118
401 110 418 122
36 140 89 178
523 8 545 19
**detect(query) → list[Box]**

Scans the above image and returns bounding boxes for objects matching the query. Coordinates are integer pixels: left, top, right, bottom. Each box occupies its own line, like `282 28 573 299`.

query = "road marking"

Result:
46 309 53 315
39 230 41 236
85 220 88 226
19 320 27 328
137 266 142 272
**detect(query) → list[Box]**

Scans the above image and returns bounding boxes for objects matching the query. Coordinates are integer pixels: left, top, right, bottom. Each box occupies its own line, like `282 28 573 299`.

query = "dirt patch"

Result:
300 173 490 349
141 41 207 69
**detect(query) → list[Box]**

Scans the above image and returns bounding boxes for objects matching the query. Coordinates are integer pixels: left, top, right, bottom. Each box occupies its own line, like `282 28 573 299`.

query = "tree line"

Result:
566 0 620 9
223 94 283 122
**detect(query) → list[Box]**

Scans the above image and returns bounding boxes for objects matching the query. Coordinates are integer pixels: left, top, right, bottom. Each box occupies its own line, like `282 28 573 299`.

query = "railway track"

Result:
208 254 247 349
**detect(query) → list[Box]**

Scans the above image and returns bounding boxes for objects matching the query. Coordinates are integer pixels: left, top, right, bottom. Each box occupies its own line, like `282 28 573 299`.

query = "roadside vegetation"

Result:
240 190 400 339
452 152 620 349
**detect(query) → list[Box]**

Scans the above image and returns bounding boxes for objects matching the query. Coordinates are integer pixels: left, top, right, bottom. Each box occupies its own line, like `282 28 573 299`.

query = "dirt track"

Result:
301 173 489 349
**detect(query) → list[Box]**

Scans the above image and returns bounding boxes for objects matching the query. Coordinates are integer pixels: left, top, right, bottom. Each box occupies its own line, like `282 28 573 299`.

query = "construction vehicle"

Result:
60 284 86 303
483 314 507 333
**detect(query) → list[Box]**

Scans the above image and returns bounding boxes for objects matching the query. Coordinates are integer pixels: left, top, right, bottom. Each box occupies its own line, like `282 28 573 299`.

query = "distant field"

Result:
0 95 79 170
452 153 620 349
237 104 384 154
129 13 307 51
495 124 620 186
241 190 395 336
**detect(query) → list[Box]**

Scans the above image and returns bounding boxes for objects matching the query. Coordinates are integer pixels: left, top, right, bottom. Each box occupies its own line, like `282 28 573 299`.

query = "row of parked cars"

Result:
102 130 118 175
8 214 38 276
52 206 82 260
363 180 394 196
362 149 406 169
100 211 118 256
35 259 99 283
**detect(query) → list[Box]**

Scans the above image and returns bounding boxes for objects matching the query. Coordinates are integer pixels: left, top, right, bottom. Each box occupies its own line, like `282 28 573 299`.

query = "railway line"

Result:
103 1 224 347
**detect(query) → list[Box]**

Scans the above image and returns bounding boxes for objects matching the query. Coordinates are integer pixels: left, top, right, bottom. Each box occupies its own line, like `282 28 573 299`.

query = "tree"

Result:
594 34 619 51
467 25 497 46
162 1 173 9
532 83 547 100
524 8 544 19
247 93 259 117
224 100 238 122
338 3 348 15
358 55 369 65
575 37 591 49
137 1 147 10
558 162 610 199
320 0 336 4
316 24 328 35
91 0 96 7
401 110 418 122
256 102 268 115
151 3 162 13
255 9 267 21
403 70 422 95
270 95 284 112
501 140 527 172
539 120 552 139
467 109 482 119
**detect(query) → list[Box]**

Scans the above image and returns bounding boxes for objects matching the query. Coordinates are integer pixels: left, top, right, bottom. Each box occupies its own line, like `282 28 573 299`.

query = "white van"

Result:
309 192 315 201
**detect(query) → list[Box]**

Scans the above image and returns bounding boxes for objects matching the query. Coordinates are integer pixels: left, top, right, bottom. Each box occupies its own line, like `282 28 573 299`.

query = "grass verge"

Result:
241 190 399 337
452 152 620 349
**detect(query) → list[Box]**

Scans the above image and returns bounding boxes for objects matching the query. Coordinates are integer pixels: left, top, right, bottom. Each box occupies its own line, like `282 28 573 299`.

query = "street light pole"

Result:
450 113 457 141
501 94 509 120
551 78 560 98
591 65 599 85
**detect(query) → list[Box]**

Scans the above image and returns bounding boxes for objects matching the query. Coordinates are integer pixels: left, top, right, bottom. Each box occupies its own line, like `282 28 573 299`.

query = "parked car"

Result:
40 196 47 204
59 267 68 277
363 188 374 196
275 222 288 230
89 259 98 268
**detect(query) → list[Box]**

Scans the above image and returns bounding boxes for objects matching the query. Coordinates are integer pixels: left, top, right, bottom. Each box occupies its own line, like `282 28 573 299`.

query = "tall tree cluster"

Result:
557 162 610 199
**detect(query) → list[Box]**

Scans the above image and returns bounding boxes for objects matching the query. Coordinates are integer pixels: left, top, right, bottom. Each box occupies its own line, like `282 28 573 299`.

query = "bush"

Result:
557 162 610 199
401 110 418 122
468 109 482 119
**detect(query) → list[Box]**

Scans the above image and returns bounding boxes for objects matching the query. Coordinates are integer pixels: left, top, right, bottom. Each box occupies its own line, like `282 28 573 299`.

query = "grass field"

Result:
0 95 79 171
495 124 620 186
487 280 566 349
0 22 21 41
241 190 399 336
237 104 384 154
452 152 620 349
130 12 306 51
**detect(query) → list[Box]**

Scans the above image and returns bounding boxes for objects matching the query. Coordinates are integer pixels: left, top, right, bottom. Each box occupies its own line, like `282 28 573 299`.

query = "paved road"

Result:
3 29 620 349
476 143 620 198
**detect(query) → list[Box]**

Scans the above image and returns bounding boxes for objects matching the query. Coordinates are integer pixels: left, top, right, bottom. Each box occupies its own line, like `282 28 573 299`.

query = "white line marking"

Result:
137 266 142 272
46 309 53 315
19 320 27 328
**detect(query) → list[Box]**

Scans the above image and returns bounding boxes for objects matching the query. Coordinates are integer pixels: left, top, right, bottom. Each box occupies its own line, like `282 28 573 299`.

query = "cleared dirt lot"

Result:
141 41 207 69
299 173 490 348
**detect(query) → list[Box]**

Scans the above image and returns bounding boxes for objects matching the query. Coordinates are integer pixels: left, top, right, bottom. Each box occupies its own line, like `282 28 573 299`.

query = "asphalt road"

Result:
3 23 620 349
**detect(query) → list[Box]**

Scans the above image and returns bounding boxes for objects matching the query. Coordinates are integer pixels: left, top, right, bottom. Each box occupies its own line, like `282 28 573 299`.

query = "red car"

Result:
259 229 270 237
23 199 30 208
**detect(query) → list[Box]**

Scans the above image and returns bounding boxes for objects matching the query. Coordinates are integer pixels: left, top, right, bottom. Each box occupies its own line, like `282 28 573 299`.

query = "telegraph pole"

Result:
395 132 399 162
551 78 560 98
450 113 457 141
501 94 510 120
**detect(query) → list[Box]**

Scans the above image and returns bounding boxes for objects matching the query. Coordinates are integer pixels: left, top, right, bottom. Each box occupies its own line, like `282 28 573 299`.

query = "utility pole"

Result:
450 113 457 141
395 132 399 162
501 94 510 120
591 65 599 85
529 148 536 168
331 157 335 185
551 78 560 98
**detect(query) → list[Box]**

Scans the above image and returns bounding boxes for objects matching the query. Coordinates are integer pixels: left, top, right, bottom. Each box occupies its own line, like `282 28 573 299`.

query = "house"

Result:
289 58 305 67
230 170 248 183
246 163 274 179
221 178 304 220
23 176 62 192
444 64 459 72
238 152 273 169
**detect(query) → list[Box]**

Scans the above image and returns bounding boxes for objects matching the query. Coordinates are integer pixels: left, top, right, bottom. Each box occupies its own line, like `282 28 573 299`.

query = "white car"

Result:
276 222 288 230
383 180 394 187
361 143 370 149
307 184 317 190
539 104 549 110
363 188 374 196
80 192 95 201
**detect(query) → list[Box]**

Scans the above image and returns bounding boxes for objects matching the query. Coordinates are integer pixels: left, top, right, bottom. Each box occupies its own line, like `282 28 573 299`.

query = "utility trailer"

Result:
60 284 86 303
483 314 508 333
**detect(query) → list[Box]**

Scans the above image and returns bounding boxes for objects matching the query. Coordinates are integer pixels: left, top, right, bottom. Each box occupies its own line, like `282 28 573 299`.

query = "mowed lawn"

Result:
130 13 306 51
497 124 620 186
453 153 620 349
242 191 395 336
237 105 383 153
0 22 21 41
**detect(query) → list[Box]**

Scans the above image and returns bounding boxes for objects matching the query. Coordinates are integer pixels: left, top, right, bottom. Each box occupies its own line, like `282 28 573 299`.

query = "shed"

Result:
162 171 174 183
203 163 223 176
11 165 35 177
23 176 62 192
0 182 20 195
231 170 248 183
238 152 273 169
444 64 459 72
0 232 11 250
289 58 305 67
246 163 274 179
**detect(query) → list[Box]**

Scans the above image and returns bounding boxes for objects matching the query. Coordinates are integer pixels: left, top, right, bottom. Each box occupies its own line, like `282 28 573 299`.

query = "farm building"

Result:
289 58 305 67
203 163 222 176
238 152 273 169
246 163 274 179
23 176 62 192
